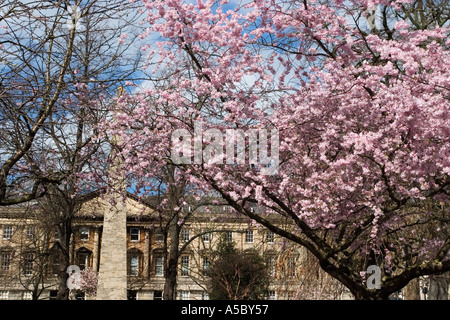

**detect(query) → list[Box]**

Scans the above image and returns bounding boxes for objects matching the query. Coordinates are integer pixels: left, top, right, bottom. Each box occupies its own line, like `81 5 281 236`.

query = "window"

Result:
1 253 11 272
129 255 139 276
179 290 190 300
180 256 189 276
154 290 163 300
76 248 91 270
266 231 274 243
266 291 276 300
75 292 85 300
181 228 190 242
155 256 164 276
127 290 137 300
0 291 9 300
202 231 211 242
54 229 61 241
155 231 164 242
130 228 140 241
49 290 58 300
23 253 34 276
225 231 233 243
79 227 89 241
22 291 33 300
287 257 296 277
3 226 13 240
202 257 210 275
245 229 254 243
202 291 210 300
267 256 276 277
52 253 61 275
128 250 142 276
26 226 36 240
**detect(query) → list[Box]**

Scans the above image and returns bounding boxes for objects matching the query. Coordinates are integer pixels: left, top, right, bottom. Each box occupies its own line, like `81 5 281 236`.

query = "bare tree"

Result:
0 0 143 206
1 0 144 299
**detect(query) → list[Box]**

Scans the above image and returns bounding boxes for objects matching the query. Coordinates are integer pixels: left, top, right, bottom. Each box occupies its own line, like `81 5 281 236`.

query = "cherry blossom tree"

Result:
105 0 450 299
79 267 99 297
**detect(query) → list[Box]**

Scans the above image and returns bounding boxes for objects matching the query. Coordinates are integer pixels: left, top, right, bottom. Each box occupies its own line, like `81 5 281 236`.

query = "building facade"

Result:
0 192 350 300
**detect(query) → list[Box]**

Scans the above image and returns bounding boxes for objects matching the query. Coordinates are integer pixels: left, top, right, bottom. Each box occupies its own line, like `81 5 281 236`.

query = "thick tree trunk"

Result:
428 274 449 300
55 220 72 300
163 221 180 300
163 260 178 300
56 270 70 300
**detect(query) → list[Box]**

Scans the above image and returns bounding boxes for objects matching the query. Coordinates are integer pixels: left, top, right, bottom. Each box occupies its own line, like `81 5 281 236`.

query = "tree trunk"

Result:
56 270 70 300
428 274 449 300
56 220 72 300
163 221 180 300
163 260 178 300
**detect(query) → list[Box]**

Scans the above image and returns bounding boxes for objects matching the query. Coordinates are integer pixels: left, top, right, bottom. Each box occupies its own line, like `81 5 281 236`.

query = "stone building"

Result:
0 191 350 300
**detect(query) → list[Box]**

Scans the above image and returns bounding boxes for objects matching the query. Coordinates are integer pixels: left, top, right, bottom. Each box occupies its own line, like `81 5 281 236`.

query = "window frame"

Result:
127 290 138 300
23 252 34 276
225 231 233 243
154 256 164 276
26 225 36 240
245 229 254 243
202 231 211 243
3 225 13 240
22 291 33 300
266 231 275 243
287 256 297 277
155 231 164 242
267 290 276 300
76 248 92 270
181 228 190 242
129 255 140 276
179 290 190 300
1 252 11 272
153 290 163 300
267 256 276 277
130 228 140 242
180 255 190 277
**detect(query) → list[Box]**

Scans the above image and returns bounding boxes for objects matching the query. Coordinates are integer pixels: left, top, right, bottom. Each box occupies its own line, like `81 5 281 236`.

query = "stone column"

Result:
92 228 100 272
143 228 150 278
96 87 128 300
